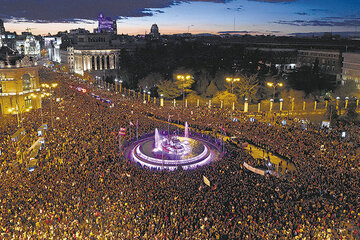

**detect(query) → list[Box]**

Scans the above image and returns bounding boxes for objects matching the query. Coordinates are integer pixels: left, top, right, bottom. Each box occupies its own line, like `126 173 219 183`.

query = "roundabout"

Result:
124 123 222 171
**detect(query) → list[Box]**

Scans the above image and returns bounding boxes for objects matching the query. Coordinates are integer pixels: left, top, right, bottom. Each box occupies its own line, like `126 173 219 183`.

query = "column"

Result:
244 101 248 113
95 56 98 70
110 55 114 69
113 55 116 69
258 103 261 112
99 55 103 70
314 101 317 111
87 56 91 70
104 55 108 70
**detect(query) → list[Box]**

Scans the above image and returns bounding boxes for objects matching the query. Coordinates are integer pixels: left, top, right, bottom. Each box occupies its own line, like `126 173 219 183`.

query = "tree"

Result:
138 73 163 90
173 69 195 94
204 81 218 98
212 91 238 107
230 74 259 102
194 70 210 95
157 80 181 99
334 80 357 98
287 63 333 95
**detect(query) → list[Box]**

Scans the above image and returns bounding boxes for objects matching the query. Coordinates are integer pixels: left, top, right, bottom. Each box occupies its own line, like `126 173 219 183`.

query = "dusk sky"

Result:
1 0 359 36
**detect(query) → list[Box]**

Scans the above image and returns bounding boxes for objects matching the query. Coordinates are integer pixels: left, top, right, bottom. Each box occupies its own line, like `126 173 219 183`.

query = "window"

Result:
0 83 2 93
24 96 32 108
22 74 31 91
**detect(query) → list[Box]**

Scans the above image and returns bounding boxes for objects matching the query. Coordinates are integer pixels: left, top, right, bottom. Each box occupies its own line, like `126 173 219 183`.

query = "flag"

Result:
203 175 211 187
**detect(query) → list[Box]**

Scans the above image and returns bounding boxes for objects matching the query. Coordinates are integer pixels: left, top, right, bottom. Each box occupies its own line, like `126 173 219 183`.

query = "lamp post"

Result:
119 80 123 93
176 74 191 108
266 82 283 101
160 94 164 107
226 77 240 94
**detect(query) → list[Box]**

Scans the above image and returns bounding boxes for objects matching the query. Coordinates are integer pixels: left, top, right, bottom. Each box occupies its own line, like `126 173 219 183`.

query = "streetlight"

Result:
176 74 191 108
226 77 240 94
266 82 283 100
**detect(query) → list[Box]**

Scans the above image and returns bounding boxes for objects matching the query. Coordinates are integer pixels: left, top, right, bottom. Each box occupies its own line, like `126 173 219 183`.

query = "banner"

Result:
243 162 266 176
203 175 211 187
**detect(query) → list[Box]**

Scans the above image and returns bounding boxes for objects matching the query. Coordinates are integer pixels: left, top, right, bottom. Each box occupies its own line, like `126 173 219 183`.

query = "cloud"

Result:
0 0 233 23
248 0 296 3
309 8 329 13
218 30 260 34
275 19 360 27
226 6 243 12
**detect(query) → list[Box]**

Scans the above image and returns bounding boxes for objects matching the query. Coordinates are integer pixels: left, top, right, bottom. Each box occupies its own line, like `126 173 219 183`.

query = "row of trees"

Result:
114 41 357 106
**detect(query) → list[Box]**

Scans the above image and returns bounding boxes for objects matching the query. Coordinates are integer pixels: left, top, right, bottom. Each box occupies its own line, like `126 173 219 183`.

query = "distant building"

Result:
0 45 41 115
15 35 41 58
60 47 74 73
245 47 297 73
342 52 360 91
297 49 342 85
95 14 117 34
44 36 62 62
0 19 5 34
150 24 160 39
70 28 90 35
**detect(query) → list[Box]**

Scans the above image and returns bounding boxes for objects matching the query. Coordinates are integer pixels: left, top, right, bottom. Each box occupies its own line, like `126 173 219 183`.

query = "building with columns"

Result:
73 48 120 76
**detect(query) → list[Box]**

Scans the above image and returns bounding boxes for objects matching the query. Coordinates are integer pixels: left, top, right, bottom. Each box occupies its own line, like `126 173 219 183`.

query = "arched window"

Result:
22 74 31 91
0 83 2 93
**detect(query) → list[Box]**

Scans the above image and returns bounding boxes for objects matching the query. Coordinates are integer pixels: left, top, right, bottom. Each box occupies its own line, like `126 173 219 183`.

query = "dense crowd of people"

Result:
0 68 359 239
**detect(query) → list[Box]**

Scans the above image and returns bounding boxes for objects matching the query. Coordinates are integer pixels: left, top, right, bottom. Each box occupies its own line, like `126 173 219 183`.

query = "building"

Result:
44 36 62 62
12 34 41 58
342 52 360 91
150 24 160 40
95 14 117 34
0 45 41 115
60 47 74 73
72 48 120 75
0 19 5 34
297 49 342 85
245 47 297 73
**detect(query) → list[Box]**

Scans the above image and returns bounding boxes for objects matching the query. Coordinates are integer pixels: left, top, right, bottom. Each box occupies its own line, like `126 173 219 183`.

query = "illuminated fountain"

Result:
125 122 221 171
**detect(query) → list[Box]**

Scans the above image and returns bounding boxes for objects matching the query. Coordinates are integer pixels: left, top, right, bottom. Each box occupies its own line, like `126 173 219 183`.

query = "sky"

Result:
0 0 359 36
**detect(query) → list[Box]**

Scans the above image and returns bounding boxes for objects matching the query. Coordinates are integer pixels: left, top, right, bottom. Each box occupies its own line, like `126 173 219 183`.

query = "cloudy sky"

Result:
0 0 359 35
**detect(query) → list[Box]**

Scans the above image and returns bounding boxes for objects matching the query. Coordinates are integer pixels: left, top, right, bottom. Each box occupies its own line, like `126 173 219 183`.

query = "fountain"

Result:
125 122 221 171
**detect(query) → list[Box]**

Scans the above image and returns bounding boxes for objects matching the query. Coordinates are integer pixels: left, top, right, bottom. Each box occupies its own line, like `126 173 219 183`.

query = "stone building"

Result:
72 48 120 75
342 52 360 91
297 49 342 85
0 46 41 115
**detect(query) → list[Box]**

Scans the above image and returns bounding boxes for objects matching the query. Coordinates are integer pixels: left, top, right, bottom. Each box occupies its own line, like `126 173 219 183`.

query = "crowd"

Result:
0 68 359 239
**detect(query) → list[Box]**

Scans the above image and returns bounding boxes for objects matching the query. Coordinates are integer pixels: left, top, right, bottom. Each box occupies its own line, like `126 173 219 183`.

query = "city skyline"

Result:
1 0 359 36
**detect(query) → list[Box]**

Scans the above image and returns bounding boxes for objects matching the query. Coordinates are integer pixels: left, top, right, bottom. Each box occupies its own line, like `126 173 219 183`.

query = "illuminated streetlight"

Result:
176 74 192 108
226 77 240 94
267 82 283 100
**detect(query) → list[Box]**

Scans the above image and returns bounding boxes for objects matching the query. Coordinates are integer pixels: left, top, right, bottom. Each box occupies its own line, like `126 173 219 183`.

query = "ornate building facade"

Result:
0 46 41 115
73 48 120 75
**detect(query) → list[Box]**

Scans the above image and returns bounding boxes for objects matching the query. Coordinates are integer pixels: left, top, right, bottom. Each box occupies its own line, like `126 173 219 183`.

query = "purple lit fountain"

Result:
125 122 221 171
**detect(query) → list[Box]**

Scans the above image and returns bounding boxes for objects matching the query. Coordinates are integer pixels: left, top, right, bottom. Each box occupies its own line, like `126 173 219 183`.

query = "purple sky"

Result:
0 0 359 35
